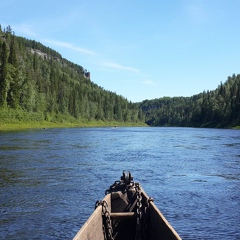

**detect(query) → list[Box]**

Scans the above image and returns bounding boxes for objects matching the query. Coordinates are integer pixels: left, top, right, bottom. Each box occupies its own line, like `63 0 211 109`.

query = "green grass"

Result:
0 108 147 131
0 120 147 131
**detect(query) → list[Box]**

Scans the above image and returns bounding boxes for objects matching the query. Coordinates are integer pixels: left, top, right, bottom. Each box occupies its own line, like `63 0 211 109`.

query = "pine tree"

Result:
0 41 9 108
8 34 17 65
7 34 20 108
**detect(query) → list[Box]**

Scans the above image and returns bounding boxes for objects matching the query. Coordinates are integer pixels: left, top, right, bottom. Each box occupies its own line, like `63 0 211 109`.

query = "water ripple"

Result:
0 127 239 239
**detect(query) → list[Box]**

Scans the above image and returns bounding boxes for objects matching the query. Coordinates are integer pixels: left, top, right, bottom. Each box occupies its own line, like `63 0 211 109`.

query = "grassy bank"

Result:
1 109 239 131
0 120 239 131
0 108 147 131
0 120 147 131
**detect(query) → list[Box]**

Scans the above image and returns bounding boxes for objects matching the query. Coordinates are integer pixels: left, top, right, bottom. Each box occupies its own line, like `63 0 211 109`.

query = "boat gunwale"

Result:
73 184 181 240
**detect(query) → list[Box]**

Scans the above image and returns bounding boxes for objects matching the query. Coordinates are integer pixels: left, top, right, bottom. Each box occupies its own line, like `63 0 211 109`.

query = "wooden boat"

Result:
73 171 181 240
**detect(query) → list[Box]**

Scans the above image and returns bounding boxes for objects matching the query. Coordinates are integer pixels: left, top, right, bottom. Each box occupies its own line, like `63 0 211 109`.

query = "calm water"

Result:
0 127 239 239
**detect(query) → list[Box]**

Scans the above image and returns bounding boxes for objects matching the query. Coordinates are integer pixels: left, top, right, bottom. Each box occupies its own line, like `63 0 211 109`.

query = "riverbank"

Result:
1 121 239 131
0 121 147 131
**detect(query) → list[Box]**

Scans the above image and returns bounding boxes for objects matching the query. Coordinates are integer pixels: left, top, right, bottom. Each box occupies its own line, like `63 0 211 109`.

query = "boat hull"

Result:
141 188 181 240
73 186 181 240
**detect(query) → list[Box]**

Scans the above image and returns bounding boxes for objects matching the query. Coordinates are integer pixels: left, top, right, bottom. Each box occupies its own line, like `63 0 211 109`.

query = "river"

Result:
0 127 239 239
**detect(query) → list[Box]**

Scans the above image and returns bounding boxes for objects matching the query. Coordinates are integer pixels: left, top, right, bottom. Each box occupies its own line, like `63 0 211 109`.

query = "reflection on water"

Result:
0 127 239 239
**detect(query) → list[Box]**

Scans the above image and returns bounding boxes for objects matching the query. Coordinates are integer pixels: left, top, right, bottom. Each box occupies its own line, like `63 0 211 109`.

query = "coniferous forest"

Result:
140 73 240 128
0 25 239 128
0 25 144 125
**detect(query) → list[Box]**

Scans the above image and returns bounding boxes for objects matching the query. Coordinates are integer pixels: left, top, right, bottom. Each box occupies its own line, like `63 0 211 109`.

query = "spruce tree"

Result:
8 34 20 108
0 41 9 108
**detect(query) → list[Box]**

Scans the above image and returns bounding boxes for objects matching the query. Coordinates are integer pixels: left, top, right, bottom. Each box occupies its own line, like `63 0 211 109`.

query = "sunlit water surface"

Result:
0 127 239 239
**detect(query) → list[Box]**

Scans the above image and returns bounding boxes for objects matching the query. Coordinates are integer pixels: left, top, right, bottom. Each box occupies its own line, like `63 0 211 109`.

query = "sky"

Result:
1 0 240 102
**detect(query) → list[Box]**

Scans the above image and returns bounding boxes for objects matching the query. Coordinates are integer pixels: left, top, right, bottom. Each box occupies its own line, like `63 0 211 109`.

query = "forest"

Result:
140 74 240 128
0 25 144 125
0 24 239 128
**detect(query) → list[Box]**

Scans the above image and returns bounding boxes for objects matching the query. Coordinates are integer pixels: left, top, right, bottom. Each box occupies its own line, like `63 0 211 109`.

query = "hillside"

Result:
140 74 240 128
0 24 239 129
0 25 144 126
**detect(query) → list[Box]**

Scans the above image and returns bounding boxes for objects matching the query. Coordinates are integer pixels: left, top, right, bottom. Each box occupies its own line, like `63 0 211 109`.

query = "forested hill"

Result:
0 25 144 124
140 74 240 128
0 25 239 128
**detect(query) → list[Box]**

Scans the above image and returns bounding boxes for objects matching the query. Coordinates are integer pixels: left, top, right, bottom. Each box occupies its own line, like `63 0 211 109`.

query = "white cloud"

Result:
102 61 140 73
143 80 154 85
42 39 96 55
12 23 38 38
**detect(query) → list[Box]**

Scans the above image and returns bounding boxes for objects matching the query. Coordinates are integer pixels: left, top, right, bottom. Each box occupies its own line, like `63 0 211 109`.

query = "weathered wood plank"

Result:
110 212 137 219
141 188 182 240
73 194 111 240
73 182 181 240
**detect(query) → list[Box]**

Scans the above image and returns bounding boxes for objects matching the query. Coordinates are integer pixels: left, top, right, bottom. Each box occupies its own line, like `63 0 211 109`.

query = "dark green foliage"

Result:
0 41 9 108
140 74 240 128
0 25 143 123
0 24 239 128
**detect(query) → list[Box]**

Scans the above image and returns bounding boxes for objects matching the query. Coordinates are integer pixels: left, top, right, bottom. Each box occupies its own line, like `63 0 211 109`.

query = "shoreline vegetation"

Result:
1 120 239 132
0 108 147 131
0 120 148 132
0 121 148 132
0 121 147 132
1 25 240 131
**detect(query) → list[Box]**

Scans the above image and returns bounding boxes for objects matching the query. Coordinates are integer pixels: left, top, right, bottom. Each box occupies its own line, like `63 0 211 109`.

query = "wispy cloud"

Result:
12 23 38 38
143 80 154 85
42 39 96 55
102 61 140 73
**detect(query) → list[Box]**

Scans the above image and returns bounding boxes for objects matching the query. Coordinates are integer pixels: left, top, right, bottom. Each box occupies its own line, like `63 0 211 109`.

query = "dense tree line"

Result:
0 25 239 128
0 25 143 123
140 74 240 128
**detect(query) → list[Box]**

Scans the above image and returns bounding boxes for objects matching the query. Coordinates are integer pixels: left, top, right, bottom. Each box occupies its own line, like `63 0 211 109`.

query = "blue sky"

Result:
1 0 240 102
